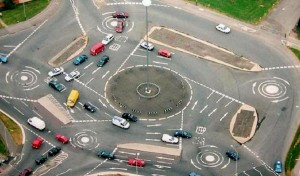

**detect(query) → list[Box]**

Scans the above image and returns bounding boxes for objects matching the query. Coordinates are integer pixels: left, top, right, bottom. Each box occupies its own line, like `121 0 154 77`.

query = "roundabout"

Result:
105 65 192 118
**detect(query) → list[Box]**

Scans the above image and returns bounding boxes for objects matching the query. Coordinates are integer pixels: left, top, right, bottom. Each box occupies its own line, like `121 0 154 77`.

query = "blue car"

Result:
0 55 8 63
73 54 88 65
274 161 282 173
226 150 239 161
189 172 201 176
174 130 192 138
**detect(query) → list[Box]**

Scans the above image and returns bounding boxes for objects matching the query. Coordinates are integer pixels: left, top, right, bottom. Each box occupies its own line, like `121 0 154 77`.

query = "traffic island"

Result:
48 35 88 67
148 26 262 72
105 65 191 119
229 104 258 144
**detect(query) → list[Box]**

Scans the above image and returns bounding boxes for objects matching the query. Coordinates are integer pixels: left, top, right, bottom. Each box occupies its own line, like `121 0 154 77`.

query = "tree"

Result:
4 0 15 10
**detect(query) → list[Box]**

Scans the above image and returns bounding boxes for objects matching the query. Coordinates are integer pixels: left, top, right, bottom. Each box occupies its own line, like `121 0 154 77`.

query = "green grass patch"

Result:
285 126 300 175
296 25 300 39
1 0 49 25
188 0 279 23
0 112 22 145
0 137 8 155
289 47 300 61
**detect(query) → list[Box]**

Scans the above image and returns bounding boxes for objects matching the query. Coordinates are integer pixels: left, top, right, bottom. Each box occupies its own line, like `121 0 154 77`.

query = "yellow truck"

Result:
67 90 79 107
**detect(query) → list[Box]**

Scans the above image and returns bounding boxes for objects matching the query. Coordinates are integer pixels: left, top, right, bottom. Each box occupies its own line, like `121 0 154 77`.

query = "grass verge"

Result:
285 126 300 175
0 137 8 155
289 47 300 60
0 0 49 25
187 0 279 23
0 111 22 146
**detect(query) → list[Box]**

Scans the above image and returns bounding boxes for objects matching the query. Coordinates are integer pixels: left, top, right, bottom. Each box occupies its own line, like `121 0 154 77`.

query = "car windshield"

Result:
121 121 128 126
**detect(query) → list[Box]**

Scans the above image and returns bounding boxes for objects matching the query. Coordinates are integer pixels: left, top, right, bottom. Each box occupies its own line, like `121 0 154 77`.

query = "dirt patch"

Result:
149 27 259 71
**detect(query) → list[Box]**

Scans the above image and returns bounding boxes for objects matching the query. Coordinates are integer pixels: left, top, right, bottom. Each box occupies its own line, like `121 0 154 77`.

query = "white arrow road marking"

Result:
156 156 174 161
199 105 208 113
220 112 228 121
221 158 230 169
191 100 198 110
208 108 217 117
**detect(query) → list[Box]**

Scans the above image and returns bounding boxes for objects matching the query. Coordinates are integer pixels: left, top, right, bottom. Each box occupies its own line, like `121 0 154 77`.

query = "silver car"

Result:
65 71 80 82
102 34 114 45
216 24 231 33
48 67 64 77
140 41 154 51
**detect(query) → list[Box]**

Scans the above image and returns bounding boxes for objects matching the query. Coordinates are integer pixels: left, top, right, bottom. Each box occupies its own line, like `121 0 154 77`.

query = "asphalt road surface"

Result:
0 0 299 176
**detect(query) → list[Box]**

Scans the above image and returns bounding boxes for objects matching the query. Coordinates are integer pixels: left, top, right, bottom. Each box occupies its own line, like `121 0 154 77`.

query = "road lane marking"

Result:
191 100 198 110
219 112 228 121
207 90 214 99
147 124 161 127
86 78 94 86
102 71 110 79
84 62 93 69
153 61 168 65
1 97 10 104
208 108 217 117
145 139 161 141
33 110 43 119
92 67 101 74
14 106 24 115
216 95 224 103
131 54 146 58
225 99 234 107
156 156 174 161
199 105 208 113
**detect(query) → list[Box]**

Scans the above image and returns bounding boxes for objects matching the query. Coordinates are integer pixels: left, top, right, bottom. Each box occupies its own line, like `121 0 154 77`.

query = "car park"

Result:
97 150 115 159
226 150 239 161
102 34 114 45
174 130 192 138
48 67 64 77
115 20 124 33
90 43 105 55
0 55 8 63
73 54 88 65
158 49 172 58
55 134 69 144
19 168 32 176
112 11 129 18
274 160 282 173
49 80 66 92
112 116 130 129
48 147 61 156
161 134 179 144
140 41 154 51
216 24 231 33
128 158 145 167
32 137 44 149
83 102 96 112
122 113 138 122
27 117 45 130
35 155 47 165
65 71 80 82
97 55 109 67
189 172 201 176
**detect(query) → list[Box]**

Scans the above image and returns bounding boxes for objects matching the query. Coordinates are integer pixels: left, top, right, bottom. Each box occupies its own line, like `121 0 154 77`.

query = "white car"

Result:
112 116 130 129
216 24 231 33
65 71 80 82
161 134 179 144
27 117 46 130
102 34 114 45
48 67 64 77
140 41 154 51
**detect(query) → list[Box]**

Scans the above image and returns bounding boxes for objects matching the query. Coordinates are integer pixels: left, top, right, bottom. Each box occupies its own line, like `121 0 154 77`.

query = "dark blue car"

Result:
174 130 192 138
73 54 88 65
274 161 282 173
0 55 8 63
226 150 239 161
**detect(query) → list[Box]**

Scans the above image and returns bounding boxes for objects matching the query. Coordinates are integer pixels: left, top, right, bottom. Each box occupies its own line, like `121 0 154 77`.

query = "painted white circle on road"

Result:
205 155 215 162
81 137 89 143
265 85 279 94
20 76 28 81
111 21 117 27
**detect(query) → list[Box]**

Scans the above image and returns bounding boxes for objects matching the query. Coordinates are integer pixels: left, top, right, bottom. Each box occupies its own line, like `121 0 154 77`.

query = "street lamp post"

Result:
142 0 152 93
230 145 238 176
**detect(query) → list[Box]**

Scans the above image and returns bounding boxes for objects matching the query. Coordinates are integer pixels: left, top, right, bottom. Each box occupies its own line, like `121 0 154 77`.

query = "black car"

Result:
83 102 96 112
174 130 192 138
48 147 61 156
226 150 239 161
35 155 47 165
122 113 138 122
97 150 114 159
49 80 65 92
97 55 109 67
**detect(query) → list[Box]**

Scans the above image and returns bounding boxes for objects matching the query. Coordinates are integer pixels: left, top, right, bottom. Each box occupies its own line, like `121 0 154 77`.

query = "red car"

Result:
112 11 129 18
115 21 124 33
19 168 33 176
158 49 172 58
128 158 145 167
55 134 69 144
32 137 43 149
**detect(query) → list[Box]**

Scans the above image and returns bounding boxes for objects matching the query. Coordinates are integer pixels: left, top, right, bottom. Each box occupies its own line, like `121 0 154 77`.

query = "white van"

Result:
112 116 130 129
27 117 46 130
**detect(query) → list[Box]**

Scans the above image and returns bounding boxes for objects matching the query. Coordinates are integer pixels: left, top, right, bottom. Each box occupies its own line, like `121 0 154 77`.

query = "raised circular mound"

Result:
105 65 191 119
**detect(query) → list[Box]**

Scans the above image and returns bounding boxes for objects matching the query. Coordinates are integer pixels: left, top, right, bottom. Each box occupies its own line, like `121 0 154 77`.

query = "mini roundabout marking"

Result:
98 12 134 35
6 66 40 91
191 145 226 170
70 129 100 150
252 77 290 103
